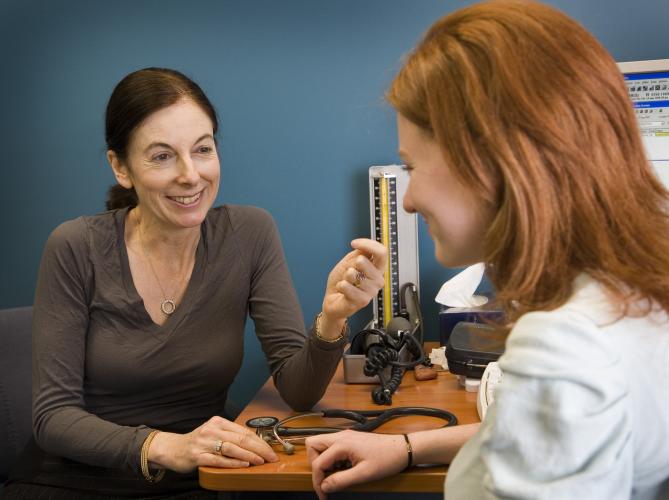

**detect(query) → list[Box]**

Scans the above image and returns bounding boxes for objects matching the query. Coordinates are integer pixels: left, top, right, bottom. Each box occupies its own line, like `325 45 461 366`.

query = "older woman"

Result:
306 2 669 499
4 67 386 499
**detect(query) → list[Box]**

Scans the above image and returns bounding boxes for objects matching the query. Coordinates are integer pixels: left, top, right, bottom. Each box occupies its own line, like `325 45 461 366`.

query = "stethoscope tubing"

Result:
265 406 458 454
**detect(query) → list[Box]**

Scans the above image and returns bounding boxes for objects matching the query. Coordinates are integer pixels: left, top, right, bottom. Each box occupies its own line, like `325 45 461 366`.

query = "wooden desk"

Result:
199 343 479 492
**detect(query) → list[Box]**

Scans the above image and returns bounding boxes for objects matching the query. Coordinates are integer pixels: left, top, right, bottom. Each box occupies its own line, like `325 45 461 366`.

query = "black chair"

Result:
0 306 245 491
0 306 33 486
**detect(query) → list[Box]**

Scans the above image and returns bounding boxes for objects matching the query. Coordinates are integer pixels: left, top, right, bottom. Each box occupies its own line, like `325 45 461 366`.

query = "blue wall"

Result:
1 0 667 407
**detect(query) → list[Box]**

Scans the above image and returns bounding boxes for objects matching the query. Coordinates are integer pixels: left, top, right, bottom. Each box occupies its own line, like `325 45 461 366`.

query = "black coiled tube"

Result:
364 345 406 405
363 346 398 377
372 365 405 405
353 327 427 405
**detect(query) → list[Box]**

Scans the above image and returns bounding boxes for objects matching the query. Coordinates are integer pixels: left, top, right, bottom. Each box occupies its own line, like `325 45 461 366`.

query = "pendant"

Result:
161 299 176 315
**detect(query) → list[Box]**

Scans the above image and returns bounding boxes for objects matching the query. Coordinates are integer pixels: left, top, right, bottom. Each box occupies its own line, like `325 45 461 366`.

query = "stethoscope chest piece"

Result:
246 416 280 428
245 416 280 444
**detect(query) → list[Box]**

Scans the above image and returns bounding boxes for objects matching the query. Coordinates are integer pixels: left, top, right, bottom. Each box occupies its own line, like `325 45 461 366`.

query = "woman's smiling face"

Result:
397 113 494 268
111 98 220 230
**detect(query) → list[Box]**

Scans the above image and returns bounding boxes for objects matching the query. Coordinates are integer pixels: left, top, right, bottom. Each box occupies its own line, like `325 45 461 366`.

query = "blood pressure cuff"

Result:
446 321 505 378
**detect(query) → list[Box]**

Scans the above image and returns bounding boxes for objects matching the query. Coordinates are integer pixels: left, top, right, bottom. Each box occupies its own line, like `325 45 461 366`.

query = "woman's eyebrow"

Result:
143 134 214 154
143 142 174 153
193 133 214 144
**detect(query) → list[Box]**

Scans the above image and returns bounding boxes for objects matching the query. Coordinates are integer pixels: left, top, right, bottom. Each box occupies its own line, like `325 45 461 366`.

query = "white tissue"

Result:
429 346 448 370
435 263 488 307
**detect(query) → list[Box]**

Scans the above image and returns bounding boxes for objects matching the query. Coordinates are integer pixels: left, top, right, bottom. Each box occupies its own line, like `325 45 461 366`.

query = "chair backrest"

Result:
0 306 33 482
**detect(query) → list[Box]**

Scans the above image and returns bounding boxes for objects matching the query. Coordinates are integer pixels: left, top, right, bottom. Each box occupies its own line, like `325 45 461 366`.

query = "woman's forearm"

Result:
409 423 480 465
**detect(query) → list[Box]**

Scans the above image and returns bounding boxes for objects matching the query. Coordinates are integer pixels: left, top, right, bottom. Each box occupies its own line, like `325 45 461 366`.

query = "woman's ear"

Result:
107 150 133 189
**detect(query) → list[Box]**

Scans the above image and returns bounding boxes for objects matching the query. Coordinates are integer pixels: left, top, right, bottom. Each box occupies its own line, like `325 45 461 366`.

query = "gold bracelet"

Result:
314 312 347 343
141 430 165 483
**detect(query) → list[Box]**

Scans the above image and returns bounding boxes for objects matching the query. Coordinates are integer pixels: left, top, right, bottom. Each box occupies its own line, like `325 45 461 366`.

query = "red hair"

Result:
388 0 669 322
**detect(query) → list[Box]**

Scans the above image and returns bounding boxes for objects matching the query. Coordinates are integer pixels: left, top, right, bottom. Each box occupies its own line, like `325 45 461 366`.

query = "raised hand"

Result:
319 239 387 338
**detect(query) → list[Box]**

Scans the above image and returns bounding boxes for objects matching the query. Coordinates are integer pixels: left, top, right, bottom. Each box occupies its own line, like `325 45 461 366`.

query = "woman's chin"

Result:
435 247 474 269
164 200 214 228
170 211 209 229
434 248 453 268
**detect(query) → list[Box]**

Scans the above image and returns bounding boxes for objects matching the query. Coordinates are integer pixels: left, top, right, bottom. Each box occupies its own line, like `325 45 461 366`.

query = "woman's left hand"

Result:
319 238 386 338
149 415 278 473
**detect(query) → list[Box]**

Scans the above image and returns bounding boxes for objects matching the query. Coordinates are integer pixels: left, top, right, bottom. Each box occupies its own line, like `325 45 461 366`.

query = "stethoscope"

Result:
246 406 457 454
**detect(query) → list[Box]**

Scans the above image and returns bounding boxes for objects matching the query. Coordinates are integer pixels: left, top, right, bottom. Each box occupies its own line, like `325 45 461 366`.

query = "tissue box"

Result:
439 305 504 346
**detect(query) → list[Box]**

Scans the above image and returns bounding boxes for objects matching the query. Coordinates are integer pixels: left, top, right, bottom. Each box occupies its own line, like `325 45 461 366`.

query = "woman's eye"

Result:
197 145 213 154
153 153 171 162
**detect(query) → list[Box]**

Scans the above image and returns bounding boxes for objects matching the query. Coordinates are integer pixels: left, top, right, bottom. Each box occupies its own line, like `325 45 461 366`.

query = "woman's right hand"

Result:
150 415 279 473
306 430 408 500
318 238 387 340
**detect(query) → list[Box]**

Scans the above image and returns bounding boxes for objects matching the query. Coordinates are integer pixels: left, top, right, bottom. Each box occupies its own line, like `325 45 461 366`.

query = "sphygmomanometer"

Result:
348 283 427 404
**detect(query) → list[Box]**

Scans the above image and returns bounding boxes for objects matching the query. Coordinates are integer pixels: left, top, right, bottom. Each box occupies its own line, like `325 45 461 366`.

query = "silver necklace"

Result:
138 220 189 316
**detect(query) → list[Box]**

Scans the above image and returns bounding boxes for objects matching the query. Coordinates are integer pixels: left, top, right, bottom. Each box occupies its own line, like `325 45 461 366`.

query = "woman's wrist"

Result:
315 312 347 342
402 433 413 470
405 430 433 466
141 430 165 482
408 424 480 465
147 430 178 469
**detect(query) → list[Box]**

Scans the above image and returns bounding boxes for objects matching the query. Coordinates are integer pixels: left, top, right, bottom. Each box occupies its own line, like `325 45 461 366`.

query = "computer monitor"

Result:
617 59 669 188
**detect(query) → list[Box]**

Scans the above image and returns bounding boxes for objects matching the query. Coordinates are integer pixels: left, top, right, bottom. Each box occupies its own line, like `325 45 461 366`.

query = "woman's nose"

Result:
403 186 415 214
177 157 200 185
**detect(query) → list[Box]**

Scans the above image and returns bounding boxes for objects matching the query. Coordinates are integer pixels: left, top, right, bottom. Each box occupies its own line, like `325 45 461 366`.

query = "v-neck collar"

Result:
116 207 207 337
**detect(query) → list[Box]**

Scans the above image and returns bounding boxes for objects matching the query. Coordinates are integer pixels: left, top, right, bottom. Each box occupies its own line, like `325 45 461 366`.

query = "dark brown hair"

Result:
105 67 218 210
388 0 669 321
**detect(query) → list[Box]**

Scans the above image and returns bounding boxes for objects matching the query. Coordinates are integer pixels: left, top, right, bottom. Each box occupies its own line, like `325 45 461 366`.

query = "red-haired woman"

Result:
307 2 669 499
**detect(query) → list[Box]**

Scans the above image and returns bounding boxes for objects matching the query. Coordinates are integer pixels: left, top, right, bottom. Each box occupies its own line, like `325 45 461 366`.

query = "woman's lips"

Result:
167 190 203 206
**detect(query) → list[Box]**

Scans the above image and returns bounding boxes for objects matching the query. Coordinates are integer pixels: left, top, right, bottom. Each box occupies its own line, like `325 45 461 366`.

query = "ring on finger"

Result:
354 270 366 287
214 439 223 455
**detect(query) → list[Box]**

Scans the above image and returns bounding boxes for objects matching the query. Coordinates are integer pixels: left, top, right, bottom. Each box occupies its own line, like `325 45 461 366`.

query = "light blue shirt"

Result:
445 275 669 500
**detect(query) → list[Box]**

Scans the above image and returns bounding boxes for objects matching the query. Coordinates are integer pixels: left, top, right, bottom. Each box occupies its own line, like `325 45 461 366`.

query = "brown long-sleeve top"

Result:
31 204 345 476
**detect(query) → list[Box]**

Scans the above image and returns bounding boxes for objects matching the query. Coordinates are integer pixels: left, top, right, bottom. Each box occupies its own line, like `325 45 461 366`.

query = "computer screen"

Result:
618 59 669 188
